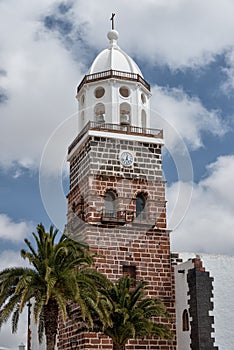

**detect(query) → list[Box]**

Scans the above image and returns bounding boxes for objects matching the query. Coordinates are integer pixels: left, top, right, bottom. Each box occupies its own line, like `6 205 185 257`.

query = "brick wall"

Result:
58 134 176 350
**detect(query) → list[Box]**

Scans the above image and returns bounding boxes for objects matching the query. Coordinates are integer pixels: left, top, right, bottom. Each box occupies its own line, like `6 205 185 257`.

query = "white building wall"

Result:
175 260 193 350
30 319 45 350
178 253 234 350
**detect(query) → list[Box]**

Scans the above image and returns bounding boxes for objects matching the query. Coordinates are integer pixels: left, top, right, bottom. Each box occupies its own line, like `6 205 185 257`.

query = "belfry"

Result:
58 21 176 350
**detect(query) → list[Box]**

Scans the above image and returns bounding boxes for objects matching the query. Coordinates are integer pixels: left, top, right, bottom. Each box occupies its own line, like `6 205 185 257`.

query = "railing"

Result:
66 210 157 228
100 210 156 225
77 69 151 92
101 210 126 224
68 121 163 154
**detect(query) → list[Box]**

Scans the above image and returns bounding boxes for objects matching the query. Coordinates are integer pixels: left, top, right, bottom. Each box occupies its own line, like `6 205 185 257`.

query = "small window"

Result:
136 193 146 218
123 265 136 283
95 87 105 98
81 94 85 106
119 86 130 98
104 191 116 217
182 309 189 331
141 93 146 104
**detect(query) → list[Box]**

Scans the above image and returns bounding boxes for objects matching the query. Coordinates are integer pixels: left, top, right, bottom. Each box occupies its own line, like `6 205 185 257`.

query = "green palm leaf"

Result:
0 223 104 350
73 275 173 349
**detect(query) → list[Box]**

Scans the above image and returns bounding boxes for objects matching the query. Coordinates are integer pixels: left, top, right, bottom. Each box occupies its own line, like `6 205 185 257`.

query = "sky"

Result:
0 0 234 348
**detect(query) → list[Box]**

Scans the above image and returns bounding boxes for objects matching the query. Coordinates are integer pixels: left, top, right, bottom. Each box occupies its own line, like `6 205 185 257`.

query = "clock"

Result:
119 151 134 166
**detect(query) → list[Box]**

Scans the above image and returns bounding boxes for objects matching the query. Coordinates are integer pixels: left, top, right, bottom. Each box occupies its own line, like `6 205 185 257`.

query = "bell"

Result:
97 114 105 123
120 114 130 125
18 344 25 350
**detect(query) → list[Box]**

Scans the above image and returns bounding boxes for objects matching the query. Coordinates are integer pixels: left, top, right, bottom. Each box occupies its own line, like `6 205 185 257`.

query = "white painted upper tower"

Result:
76 25 151 132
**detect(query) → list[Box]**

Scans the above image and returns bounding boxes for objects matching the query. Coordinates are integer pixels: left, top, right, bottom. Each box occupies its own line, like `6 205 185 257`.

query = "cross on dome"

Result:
110 13 115 30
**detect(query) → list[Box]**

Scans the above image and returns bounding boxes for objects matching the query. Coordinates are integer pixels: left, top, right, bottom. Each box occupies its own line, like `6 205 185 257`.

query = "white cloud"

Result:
0 249 29 271
0 0 81 171
0 214 33 242
0 0 233 173
70 0 234 69
151 85 226 151
222 50 234 93
0 312 27 350
169 155 234 255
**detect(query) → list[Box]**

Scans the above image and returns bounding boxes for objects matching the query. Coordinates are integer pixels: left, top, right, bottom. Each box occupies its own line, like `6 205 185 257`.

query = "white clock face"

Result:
119 151 134 166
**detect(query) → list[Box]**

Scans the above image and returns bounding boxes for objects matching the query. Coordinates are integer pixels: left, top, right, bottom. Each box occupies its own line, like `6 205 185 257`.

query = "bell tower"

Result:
58 24 176 350
76 29 151 132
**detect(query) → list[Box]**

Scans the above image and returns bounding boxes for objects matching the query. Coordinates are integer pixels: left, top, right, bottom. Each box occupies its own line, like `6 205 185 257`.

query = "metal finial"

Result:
110 13 115 30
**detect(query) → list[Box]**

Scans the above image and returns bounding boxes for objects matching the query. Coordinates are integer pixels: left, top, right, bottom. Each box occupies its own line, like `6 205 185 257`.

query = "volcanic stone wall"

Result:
57 134 176 350
187 259 218 350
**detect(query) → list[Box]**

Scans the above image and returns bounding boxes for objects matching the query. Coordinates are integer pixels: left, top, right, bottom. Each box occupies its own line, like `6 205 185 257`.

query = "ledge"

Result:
68 121 163 156
77 69 150 93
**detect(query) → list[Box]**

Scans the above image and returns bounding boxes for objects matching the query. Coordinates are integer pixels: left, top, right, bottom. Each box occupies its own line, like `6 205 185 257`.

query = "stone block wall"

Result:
187 259 218 350
70 136 163 191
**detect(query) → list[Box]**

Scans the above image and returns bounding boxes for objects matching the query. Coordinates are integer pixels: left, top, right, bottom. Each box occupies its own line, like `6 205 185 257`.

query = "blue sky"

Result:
0 0 234 348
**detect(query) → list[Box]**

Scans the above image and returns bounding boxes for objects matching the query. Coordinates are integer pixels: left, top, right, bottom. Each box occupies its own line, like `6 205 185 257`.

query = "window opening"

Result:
136 193 146 220
95 86 105 98
94 103 105 123
120 102 131 125
123 265 136 284
141 93 146 104
182 309 189 331
141 110 146 129
119 86 130 98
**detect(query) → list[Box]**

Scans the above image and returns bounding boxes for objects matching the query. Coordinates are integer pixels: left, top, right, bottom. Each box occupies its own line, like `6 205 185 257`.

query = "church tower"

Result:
58 23 176 350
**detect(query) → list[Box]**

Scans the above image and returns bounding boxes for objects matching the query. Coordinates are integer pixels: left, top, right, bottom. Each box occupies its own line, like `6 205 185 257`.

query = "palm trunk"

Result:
43 299 59 350
113 342 125 350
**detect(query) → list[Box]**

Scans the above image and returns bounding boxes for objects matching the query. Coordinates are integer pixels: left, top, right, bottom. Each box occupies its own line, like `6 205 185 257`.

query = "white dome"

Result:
88 30 143 76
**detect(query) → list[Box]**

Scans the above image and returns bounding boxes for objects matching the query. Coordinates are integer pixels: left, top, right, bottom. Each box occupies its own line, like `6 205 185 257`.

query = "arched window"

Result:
136 193 146 219
182 309 189 331
141 110 146 129
104 191 116 217
120 102 131 125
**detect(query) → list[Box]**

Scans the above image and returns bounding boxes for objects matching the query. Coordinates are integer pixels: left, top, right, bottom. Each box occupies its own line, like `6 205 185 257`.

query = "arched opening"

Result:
141 92 146 104
182 309 189 331
136 193 146 220
104 190 117 218
80 94 85 106
141 109 147 129
94 103 105 123
120 102 131 125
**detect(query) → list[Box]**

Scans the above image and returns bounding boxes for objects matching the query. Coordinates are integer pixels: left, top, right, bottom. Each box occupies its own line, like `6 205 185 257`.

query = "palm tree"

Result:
0 224 105 350
75 275 173 350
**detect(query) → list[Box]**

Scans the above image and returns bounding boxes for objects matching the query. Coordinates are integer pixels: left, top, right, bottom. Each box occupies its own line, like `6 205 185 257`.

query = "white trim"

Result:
88 130 164 144
68 130 164 160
